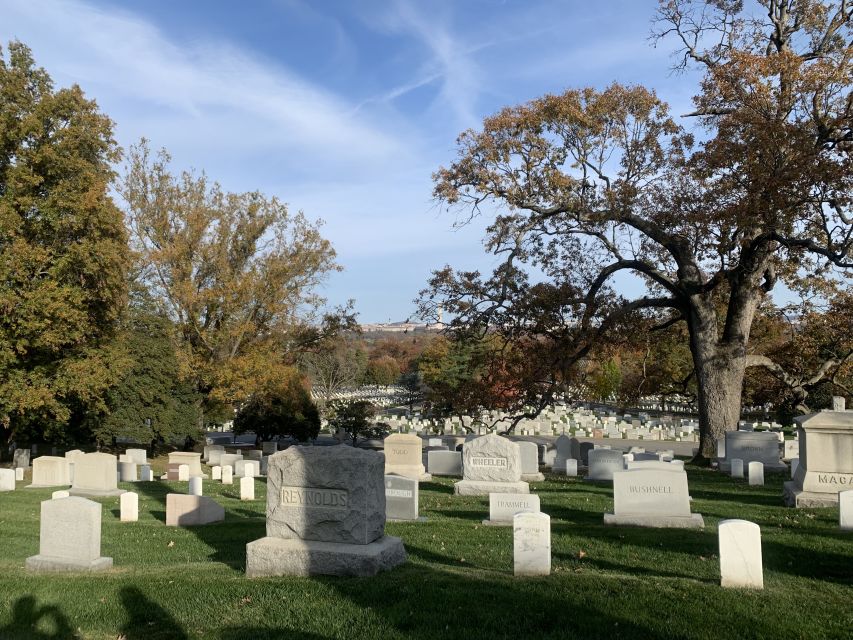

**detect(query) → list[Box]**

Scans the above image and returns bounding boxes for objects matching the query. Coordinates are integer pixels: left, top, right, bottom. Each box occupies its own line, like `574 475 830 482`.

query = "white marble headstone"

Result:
718 519 763 589
513 511 550 576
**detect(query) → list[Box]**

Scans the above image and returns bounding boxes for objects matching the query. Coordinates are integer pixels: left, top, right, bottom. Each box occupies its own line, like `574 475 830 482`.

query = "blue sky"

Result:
2 0 701 323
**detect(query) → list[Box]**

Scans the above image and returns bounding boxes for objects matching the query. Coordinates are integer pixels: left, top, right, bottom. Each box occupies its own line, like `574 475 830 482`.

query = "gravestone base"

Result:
245 535 406 577
25 555 112 573
520 472 545 482
719 461 786 474
68 487 126 498
604 513 705 529
453 480 529 496
387 516 428 523
782 482 840 508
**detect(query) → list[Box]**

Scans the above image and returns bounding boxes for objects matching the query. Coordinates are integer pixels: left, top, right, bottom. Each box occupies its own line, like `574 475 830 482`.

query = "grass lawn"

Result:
0 457 850 640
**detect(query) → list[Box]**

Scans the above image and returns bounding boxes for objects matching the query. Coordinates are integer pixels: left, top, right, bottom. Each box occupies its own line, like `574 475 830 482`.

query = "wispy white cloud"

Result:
1 0 405 172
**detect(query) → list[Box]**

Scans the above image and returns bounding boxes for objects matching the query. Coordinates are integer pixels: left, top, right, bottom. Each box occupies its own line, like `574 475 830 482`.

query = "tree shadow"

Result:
0 596 74 639
118 586 189 640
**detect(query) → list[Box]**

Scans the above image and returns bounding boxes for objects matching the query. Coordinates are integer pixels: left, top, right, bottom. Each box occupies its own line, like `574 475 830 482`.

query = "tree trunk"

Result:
694 350 746 459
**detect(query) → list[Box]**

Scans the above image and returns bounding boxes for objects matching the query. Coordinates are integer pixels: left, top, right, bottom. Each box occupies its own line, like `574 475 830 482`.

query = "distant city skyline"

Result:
2 0 701 322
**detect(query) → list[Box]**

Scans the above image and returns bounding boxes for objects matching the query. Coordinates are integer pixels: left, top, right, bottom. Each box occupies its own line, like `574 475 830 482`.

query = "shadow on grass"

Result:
119 586 188 640
133 478 263 571
0 596 74 639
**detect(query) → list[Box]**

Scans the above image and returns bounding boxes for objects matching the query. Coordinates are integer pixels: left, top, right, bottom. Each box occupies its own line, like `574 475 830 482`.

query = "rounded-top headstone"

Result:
462 433 522 482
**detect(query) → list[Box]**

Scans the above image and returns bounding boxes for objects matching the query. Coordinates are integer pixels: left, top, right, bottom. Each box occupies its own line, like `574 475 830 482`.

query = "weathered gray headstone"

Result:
118 461 137 483
25 497 112 572
586 449 625 482
719 432 785 473
605 469 703 528
518 441 544 482
13 449 30 469
513 511 550 576
385 474 419 521
245 445 406 577
427 450 462 476
454 434 529 496
718 519 763 589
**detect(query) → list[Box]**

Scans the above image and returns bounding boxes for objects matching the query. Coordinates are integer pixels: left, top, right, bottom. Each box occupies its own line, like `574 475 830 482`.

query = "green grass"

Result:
0 459 851 640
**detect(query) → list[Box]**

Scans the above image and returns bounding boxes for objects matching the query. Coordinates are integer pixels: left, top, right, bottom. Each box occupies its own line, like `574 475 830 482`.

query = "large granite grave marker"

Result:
605 469 703 528
383 433 431 481
454 434 529 496
69 453 124 497
246 445 406 577
26 497 112 572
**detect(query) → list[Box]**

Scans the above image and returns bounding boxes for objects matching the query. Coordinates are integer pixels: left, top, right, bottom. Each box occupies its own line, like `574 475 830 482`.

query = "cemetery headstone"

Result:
839 489 852 531
28 456 70 488
564 459 578 477
178 464 190 482
719 432 785 473
0 469 15 491
605 469 703 528
222 465 233 485
13 449 30 468
748 462 765 486
240 476 255 501
385 474 419 521
69 453 124 497
518 441 544 482
212 466 222 481
15 467 24 481
121 492 138 522
427 450 463 476
189 476 203 496
730 458 744 478
718 519 763 589
513 511 550 576
245 445 406 577
383 433 431 481
168 452 205 478
454 434 529 496
25 497 112 572
784 402 853 507
118 461 137 483
52 490 70 499
484 493 540 526
126 449 147 465
586 449 625 482
140 464 153 482
166 494 225 526
579 442 595 466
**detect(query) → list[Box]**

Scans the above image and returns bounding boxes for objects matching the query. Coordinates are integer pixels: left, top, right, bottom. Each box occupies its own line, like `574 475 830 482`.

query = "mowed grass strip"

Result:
0 458 850 640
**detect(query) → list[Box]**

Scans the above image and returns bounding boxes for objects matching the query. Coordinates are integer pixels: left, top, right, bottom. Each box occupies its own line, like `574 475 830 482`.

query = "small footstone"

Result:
719 519 763 589
121 492 138 522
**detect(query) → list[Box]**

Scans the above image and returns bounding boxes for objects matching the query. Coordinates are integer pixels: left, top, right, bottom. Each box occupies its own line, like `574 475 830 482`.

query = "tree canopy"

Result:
0 42 130 444
423 1 853 457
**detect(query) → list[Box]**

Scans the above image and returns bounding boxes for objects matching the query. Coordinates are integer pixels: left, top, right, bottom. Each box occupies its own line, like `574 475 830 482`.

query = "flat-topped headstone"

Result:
126 449 147 465
26 497 112 572
168 452 205 478
222 465 233 485
383 433 431 481
484 493 540 526
513 511 550 576
454 433 529 496
121 492 138 522
118 461 137 482
518 441 544 482
784 408 853 507
166 494 224 526
246 445 406 577
28 456 70 488
385 474 419 521
189 476 203 496
839 490 852 531
605 469 703 529
15 467 24 481
0 468 14 491
208 449 225 466
719 432 785 473
240 476 255 501
139 464 153 482
219 453 243 470
586 449 624 482
626 460 683 472
427 450 463 476
69 453 124 497
204 444 226 462
718 519 763 589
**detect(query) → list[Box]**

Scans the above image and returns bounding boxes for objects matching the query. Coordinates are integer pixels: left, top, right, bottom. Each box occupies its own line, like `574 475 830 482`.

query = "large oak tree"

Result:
423 1 853 458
